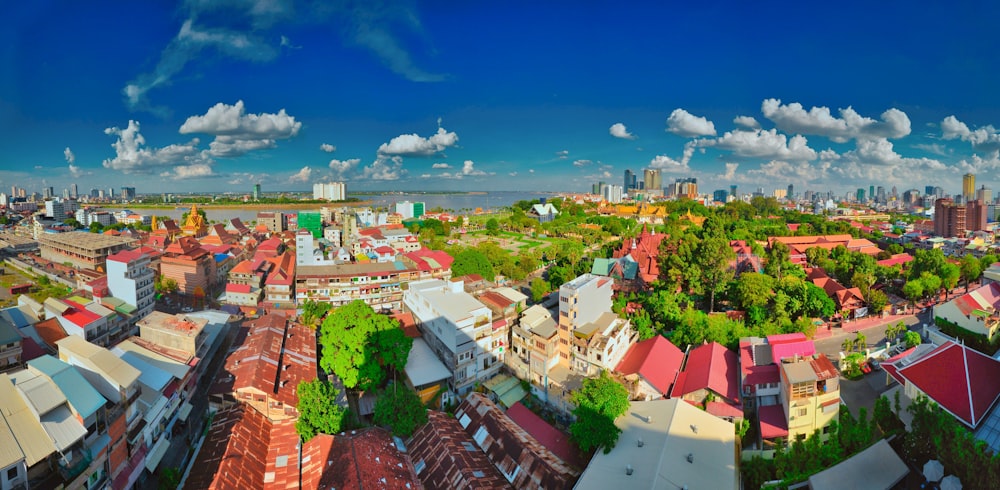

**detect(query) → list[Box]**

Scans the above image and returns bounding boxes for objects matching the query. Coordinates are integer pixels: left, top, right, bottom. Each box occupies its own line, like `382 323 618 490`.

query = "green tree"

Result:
530 277 550 303
764 241 792 280
732 272 774 310
865 289 888 317
319 300 413 392
905 330 921 348
960 254 983 292
300 299 331 327
451 249 496 280
89 222 104 233
885 321 906 343
373 384 428 438
939 262 960 298
570 371 630 454
162 277 179 293
696 236 736 312
902 279 923 309
158 468 182 490
485 218 500 235
295 379 347 442
980 254 998 273
63 217 84 229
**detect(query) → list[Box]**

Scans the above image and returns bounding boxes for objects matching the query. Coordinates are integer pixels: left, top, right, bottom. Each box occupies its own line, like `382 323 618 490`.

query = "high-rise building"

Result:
624 169 635 191
787 184 794 200
395 201 426 219
869 185 875 200
730 185 738 199
312 182 346 201
856 189 865 202
967 199 988 232
121 187 136 200
934 198 966 237
963 173 976 201
253 183 261 200
669 177 697 198
643 169 661 192
714 190 729 203
43 187 53 199
876 186 886 203
977 185 992 204
925 185 936 196
602 184 624 203
71 183 78 199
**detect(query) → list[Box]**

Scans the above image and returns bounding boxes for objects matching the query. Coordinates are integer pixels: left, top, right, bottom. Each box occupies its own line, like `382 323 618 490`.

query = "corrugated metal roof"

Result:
118 351 172 392
0 416 25 469
0 374 56 466
11 369 67 416
28 356 107 421
404 338 451 387
57 336 141 389
113 340 190 382
40 404 86 451
0 316 19 344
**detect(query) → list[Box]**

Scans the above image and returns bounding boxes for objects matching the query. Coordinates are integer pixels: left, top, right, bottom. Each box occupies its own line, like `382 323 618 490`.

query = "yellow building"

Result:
181 203 208 237
777 354 840 442
964 173 976 202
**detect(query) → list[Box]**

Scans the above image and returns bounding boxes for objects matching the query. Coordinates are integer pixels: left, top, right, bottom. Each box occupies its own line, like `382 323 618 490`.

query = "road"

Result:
814 310 930 360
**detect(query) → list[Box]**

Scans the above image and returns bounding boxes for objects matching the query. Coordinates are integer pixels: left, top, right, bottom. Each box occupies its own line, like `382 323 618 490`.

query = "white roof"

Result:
57 335 141 390
10 369 67 416
520 304 555 329
575 399 738 490
114 340 190 381
493 286 528 304
39 404 86 452
808 439 908 490
404 338 452 387
0 413 25 469
409 279 489 323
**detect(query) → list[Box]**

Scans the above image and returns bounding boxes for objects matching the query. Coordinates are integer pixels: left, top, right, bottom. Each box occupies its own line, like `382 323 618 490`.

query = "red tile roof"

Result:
614 335 684 394
479 291 515 311
228 314 316 409
877 253 914 267
226 283 252 294
759 404 789 439
893 341 1000 427
670 341 741 404
506 402 587 471
184 405 268 490
404 249 455 272
743 364 781 387
34 317 67 349
106 248 145 263
61 300 102 327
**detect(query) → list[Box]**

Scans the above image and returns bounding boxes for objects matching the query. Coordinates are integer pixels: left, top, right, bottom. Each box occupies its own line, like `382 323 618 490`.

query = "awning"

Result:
144 437 170 473
178 402 194 422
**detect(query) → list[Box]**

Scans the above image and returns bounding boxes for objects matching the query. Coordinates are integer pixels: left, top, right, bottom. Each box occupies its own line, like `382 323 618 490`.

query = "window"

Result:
797 408 807 417
473 426 489 446
7 467 18 480
414 459 426 475
458 413 471 428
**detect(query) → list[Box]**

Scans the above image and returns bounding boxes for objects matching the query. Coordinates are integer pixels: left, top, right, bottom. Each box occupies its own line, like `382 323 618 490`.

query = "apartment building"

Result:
405 279 499 395
296 261 419 311
510 304 560 389
39 231 136 270
106 249 156 326
761 354 840 444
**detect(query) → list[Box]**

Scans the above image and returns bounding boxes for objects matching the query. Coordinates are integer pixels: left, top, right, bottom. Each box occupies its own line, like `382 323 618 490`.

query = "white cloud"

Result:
913 143 949 156
460 160 491 176
320 143 336 153
328 158 361 175
288 166 312 183
556 150 569 159
508 171 518 176
841 138 945 171
161 163 216 180
761 99 911 142
124 19 279 112
733 116 761 130
179 100 300 157
432 163 451 169
609 123 636 140
65 147 83 177
102 120 211 174
649 144 695 172
377 127 458 157
529 169 535 173
697 129 818 161
941 115 1000 151
666 109 717 137
572 159 592 167
748 160 827 184
720 162 739 180
361 156 405 180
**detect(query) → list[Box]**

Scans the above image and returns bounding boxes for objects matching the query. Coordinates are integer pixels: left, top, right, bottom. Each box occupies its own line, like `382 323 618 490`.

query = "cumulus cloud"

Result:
697 129 818 161
941 115 1000 151
179 101 300 157
508 171 518 176
361 156 406 180
161 163 216 180
555 150 569 159
720 162 739 180
102 120 211 175
288 166 312 183
377 127 458 157
609 123 636 140
842 138 945 170
733 116 761 130
761 99 911 142
328 158 361 175
432 162 451 169
913 143 949 156
573 159 592 167
649 144 695 172
439 160 493 179
748 160 828 184
320 143 336 153
666 109 717 137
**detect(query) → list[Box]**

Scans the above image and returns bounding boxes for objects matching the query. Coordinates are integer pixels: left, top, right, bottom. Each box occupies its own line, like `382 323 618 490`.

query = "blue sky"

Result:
4 1 1000 196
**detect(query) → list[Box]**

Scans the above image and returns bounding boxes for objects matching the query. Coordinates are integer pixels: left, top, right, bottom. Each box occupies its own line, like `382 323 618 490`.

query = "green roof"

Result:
485 375 527 408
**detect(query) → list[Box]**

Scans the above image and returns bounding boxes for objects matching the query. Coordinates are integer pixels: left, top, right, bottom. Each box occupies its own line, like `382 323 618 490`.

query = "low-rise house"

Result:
806 268 867 319
455 393 580 488
574 398 738 490
296 260 418 312
614 335 684 401
403 337 452 407
46 297 110 348
0 373 57 488
527 203 559 223
670 341 743 420
761 353 840 444
568 312 634 377
510 304 559 390
0 316 22 372
934 282 1000 340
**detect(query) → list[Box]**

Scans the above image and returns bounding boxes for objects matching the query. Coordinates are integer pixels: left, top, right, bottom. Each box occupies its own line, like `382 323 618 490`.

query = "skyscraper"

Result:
869 185 875 200
787 184 794 200
121 187 136 200
977 185 993 204
857 189 865 202
624 169 635 191
253 183 262 200
730 185 738 199
934 198 966 237
71 183 78 199
964 173 976 202
643 169 661 192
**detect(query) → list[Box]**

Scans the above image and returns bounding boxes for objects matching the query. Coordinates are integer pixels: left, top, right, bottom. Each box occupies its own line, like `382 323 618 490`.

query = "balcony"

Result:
58 447 93 481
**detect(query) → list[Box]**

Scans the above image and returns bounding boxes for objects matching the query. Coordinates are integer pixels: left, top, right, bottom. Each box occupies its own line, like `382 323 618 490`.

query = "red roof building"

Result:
611 224 666 287
884 341 1000 428
614 335 684 400
877 253 914 268
161 236 216 296
317 428 421 490
506 402 587 472
806 268 866 317
408 411 512 490
670 342 743 419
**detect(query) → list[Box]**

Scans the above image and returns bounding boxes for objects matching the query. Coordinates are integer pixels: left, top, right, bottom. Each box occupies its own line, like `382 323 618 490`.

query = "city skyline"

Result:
5 2 1000 195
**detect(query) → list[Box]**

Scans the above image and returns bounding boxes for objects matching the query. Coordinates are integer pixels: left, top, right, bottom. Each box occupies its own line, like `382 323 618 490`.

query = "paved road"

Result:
814 312 927 360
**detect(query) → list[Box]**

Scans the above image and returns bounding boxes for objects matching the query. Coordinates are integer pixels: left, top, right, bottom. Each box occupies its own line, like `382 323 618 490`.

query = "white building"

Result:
323 226 342 247
106 249 156 325
296 228 333 266
395 201 425 219
602 184 624 204
313 182 346 201
404 279 500 395
44 200 66 221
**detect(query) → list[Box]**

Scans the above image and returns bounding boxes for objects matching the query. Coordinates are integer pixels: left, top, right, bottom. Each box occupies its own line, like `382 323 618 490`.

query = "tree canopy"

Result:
295 379 348 442
569 371 630 454
373 383 428 438
451 249 497 281
318 300 413 392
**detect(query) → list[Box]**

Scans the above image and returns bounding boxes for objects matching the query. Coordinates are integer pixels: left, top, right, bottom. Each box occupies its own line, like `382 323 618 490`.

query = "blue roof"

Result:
28 355 107 420
214 253 228 263
118 351 172 391
0 317 19 344
1 306 34 328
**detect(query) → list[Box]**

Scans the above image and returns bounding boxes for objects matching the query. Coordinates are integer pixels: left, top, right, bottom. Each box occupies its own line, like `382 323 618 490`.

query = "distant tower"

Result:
730 185 738 198
71 183 78 199
624 169 634 191
253 183 262 200
964 173 976 201
869 185 875 200
787 184 794 200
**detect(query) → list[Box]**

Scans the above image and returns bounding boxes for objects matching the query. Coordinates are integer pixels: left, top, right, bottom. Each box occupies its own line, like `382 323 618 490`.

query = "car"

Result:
181 306 193 313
